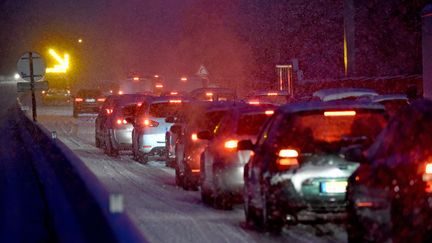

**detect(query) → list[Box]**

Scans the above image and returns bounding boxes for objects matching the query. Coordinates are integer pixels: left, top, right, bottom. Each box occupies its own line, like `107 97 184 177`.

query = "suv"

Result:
239 101 387 232
73 89 105 117
131 96 188 163
95 94 153 156
199 105 274 209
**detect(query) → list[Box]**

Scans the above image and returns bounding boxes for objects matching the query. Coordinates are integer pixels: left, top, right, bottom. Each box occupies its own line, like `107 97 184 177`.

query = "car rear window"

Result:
275 110 387 152
237 113 269 135
149 102 185 118
77 89 102 97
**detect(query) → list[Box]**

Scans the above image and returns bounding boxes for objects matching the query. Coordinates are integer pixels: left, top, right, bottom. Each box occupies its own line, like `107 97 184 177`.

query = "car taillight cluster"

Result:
423 162 432 193
97 97 106 102
106 108 113 114
191 133 198 142
116 118 128 125
276 148 299 170
75 97 83 102
143 119 159 127
224 139 239 149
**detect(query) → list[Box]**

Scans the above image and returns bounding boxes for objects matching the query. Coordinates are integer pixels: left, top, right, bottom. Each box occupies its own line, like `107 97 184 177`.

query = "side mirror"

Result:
165 116 176 123
237 139 254 151
342 145 368 163
170 124 182 134
197 130 213 140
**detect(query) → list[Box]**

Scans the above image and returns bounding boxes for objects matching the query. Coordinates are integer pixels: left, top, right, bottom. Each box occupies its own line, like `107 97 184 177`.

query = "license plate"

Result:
320 181 347 193
85 98 96 102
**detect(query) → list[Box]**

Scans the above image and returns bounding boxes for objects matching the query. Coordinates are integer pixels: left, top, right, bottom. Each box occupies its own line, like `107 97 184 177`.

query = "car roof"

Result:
312 88 379 101
149 95 190 104
248 90 290 96
277 100 385 114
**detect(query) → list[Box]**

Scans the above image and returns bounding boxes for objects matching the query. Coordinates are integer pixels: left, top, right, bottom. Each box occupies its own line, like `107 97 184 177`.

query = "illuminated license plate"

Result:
85 98 96 102
320 181 348 193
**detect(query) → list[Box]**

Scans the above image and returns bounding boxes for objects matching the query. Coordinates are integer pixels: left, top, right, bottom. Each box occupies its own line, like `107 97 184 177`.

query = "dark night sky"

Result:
0 0 427 91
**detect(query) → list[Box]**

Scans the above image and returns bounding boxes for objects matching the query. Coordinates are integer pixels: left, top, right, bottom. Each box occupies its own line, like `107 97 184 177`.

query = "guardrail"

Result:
15 103 146 243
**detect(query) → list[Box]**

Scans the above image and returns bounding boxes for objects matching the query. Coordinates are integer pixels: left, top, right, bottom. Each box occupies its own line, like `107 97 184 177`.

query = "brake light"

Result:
276 148 299 170
143 119 159 127
170 91 178 95
169 99 182 103
248 100 260 105
137 102 142 107
422 162 432 193
118 90 123 95
324 111 356 116
75 98 83 102
191 133 198 141
265 110 274 115
155 84 163 88
267 92 278 96
206 92 213 96
116 118 127 125
97 97 106 102
224 139 238 149
133 77 139 81
105 108 113 114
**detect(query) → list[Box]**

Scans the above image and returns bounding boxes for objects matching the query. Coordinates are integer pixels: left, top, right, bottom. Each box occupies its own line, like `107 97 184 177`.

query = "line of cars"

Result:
90 85 429 240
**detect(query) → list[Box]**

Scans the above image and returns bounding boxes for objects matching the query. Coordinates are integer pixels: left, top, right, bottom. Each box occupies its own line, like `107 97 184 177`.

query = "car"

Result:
189 87 237 101
131 96 189 163
198 105 274 209
94 94 153 156
244 90 292 106
311 88 379 102
72 89 106 117
238 100 388 232
41 88 72 105
345 99 432 242
172 101 247 190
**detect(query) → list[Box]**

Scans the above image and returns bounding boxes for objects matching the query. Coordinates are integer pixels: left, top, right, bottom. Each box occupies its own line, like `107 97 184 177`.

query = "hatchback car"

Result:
173 101 247 190
73 89 106 117
132 96 188 163
345 99 432 242
199 106 274 209
238 101 388 232
95 94 153 156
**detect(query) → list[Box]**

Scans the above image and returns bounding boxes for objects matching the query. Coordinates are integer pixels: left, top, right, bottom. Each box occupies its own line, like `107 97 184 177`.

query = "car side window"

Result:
256 113 280 147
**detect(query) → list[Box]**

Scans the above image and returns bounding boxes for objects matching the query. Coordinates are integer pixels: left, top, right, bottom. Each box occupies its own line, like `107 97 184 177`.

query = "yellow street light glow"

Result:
78 38 83 43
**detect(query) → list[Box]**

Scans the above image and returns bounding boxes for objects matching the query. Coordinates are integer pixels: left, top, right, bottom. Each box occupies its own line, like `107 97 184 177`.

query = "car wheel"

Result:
95 133 101 148
175 165 184 187
213 174 232 210
244 187 259 227
260 188 283 233
104 131 119 157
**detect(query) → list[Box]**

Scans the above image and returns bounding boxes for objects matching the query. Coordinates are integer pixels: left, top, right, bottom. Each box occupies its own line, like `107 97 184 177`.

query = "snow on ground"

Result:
36 105 347 243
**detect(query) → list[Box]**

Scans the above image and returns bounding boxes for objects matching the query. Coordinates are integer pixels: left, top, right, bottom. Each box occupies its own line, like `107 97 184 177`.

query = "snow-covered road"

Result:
36 105 347 243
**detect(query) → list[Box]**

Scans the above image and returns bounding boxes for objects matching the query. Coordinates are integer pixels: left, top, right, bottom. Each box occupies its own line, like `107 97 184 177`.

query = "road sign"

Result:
196 65 209 78
17 81 49 92
16 52 46 81
46 49 69 73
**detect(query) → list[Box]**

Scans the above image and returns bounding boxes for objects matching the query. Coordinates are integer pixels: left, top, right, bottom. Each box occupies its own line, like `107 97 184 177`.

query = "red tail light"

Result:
423 162 432 193
276 148 299 170
224 139 238 149
75 98 83 102
106 108 113 115
265 110 274 115
143 119 159 127
97 97 106 102
248 100 260 105
191 133 198 141
169 99 182 103
116 118 127 125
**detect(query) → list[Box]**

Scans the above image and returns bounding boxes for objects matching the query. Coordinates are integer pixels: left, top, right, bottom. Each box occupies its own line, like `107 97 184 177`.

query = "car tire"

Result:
175 166 184 187
95 133 101 148
244 185 261 228
260 188 283 233
104 131 119 157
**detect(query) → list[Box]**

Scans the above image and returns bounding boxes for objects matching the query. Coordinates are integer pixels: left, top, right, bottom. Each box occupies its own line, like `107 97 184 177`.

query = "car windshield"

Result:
237 113 269 135
275 110 387 152
149 102 185 118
